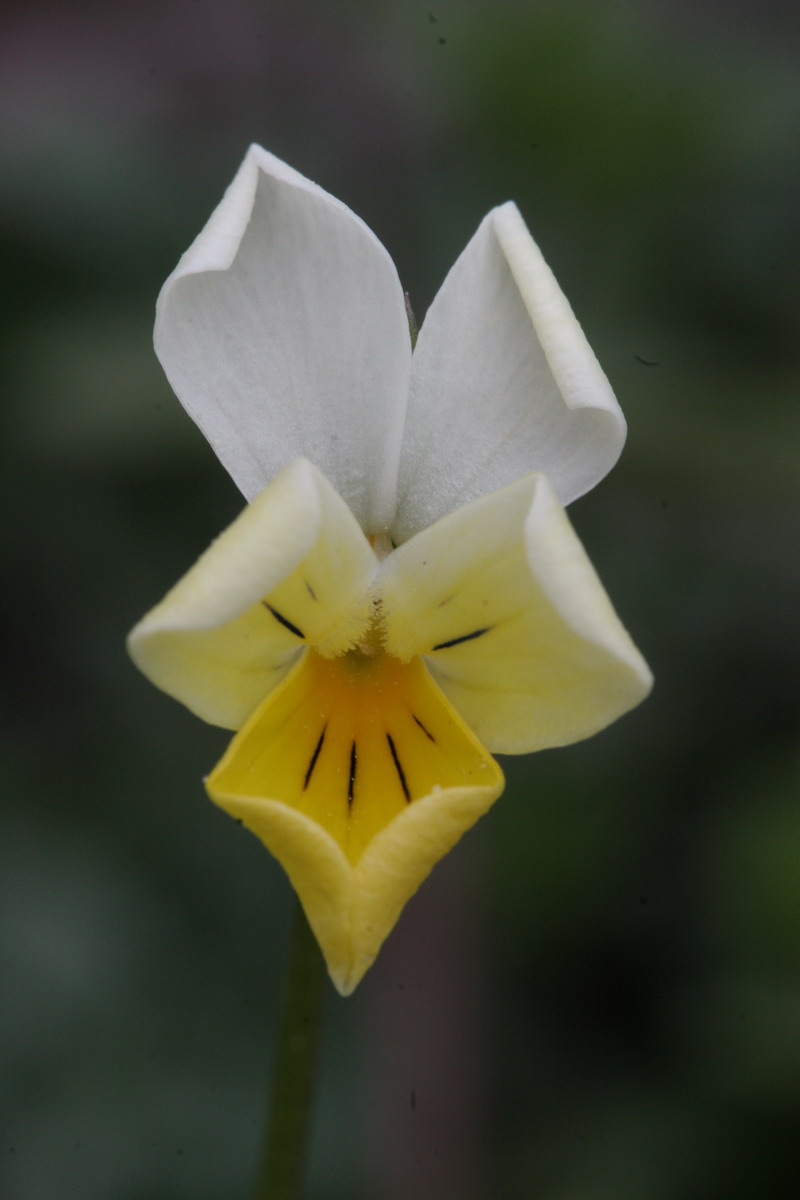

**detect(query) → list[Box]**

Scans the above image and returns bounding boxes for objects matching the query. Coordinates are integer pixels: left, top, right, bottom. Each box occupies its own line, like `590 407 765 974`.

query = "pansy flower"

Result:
128 146 652 995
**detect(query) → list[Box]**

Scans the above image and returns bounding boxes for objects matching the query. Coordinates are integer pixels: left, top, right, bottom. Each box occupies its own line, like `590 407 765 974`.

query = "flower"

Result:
128 145 652 995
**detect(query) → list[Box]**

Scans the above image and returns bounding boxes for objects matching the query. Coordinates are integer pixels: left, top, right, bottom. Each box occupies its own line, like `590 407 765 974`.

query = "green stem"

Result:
254 900 327 1200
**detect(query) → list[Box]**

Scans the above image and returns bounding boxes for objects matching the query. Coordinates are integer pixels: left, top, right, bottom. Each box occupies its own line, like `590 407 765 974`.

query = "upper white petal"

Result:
155 145 412 533
393 202 626 542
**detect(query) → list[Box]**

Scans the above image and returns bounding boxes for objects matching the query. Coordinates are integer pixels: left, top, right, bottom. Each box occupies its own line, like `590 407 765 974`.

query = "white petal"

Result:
155 145 412 533
379 474 652 753
127 459 378 730
393 203 626 542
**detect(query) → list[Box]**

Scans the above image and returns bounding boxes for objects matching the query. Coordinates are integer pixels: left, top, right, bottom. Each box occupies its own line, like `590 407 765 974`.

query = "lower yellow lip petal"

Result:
206 646 504 992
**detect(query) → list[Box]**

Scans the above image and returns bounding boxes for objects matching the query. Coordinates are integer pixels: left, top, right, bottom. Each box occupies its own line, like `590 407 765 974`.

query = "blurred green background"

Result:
2 1 799 1197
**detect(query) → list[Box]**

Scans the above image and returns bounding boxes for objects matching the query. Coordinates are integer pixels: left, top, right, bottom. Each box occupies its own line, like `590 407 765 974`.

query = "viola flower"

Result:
128 146 652 995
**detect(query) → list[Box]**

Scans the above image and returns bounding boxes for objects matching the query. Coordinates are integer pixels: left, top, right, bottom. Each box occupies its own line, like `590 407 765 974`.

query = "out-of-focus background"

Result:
2 1 798 1197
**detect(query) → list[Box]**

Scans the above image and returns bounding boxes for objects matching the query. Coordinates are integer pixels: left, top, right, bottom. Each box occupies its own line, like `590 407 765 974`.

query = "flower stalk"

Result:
255 900 327 1200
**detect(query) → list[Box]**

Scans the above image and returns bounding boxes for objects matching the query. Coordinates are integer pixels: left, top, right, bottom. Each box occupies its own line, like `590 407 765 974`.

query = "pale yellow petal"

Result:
379 473 653 754
206 647 504 993
127 458 377 729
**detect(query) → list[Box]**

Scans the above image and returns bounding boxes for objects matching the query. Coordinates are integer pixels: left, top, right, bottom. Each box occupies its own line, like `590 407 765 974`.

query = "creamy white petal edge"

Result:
127 459 378 730
392 203 626 543
154 145 411 534
380 473 653 753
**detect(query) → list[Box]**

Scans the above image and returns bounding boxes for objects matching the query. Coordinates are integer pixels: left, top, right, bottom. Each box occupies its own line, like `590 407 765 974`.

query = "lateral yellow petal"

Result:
127 458 377 729
206 647 504 993
379 473 653 754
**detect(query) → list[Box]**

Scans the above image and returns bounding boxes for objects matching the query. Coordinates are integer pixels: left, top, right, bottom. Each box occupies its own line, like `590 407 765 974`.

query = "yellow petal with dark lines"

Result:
206 646 503 992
